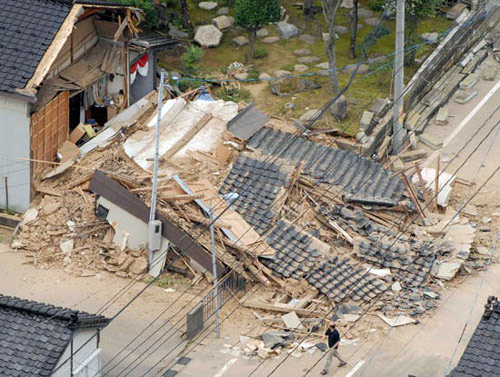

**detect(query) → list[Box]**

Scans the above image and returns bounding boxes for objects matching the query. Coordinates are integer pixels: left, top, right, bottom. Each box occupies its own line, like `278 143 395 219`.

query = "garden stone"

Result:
369 98 388 115
315 62 329 69
294 64 309 72
329 95 348 120
274 70 292 78
270 77 321 96
216 7 229 15
277 21 299 39
322 33 339 42
293 48 311 56
365 17 379 26
300 109 321 122
334 25 348 35
299 34 315 44
344 64 369 75
459 73 479 89
421 32 439 43
213 15 234 30
455 89 478 104
357 8 374 19
194 25 222 47
235 73 249 81
341 0 354 8
199 2 217 10
232 36 249 46
259 72 272 80
315 70 330 77
168 27 189 39
257 28 269 37
297 56 320 64
262 36 280 44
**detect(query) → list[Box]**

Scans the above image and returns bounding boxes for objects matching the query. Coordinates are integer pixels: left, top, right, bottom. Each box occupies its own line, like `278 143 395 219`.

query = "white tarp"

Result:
124 97 238 170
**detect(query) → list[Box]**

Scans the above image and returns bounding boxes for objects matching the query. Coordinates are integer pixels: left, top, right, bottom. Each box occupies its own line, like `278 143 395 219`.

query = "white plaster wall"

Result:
52 328 99 377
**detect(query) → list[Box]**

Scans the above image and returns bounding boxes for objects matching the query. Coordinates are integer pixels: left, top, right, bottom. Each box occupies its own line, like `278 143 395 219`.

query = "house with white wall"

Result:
0 0 176 213
0 294 110 376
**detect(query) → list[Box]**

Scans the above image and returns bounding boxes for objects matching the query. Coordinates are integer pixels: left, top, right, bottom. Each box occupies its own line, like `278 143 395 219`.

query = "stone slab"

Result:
481 65 498 81
293 48 311 56
419 134 443 150
297 56 321 64
199 1 217 10
262 36 280 44
459 73 479 89
455 89 478 104
360 111 374 130
256 28 269 37
435 107 449 125
299 34 315 44
401 149 427 162
232 35 249 46
294 64 309 72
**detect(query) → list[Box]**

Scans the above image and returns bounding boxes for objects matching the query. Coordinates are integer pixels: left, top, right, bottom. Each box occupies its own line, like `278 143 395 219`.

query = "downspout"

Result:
70 338 74 373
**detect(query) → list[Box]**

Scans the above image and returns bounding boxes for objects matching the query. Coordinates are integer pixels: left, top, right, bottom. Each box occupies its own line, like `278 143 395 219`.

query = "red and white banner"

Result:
130 54 149 84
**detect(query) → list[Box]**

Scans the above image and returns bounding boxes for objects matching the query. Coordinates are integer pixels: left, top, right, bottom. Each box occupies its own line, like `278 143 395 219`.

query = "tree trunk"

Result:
249 29 257 63
179 0 193 31
349 0 359 59
304 0 314 16
405 15 419 66
321 0 342 93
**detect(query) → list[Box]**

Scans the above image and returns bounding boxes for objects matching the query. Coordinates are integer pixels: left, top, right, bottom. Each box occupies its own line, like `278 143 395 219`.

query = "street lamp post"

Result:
209 192 239 339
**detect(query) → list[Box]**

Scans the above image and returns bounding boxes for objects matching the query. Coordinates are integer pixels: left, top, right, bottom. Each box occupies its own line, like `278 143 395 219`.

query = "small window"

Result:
96 204 109 221
72 348 102 377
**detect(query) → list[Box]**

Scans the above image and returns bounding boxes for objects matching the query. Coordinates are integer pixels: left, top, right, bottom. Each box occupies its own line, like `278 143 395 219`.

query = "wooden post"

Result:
414 161 430 208
434 155 440 211
4 177 8 211
401 173 426 222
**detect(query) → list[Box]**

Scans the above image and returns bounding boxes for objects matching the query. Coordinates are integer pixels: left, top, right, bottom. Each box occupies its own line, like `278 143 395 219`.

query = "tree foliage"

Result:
234 0 281 31
113 0 159 28
234 0 280 62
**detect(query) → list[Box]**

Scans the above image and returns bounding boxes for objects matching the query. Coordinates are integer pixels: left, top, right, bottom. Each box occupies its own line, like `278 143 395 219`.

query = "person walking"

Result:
321 319 346 375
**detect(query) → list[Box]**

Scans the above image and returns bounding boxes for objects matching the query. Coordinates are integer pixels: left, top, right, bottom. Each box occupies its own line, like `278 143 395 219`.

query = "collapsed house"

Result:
0 0 177 212
12 81 492 350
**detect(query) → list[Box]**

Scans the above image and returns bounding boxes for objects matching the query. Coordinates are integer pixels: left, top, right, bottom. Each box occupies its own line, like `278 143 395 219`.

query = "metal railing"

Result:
201 270 244 322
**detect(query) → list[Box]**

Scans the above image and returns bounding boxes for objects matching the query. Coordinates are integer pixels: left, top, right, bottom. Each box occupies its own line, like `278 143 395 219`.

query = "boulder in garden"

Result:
299 34 315 44
257 28 269 37
329 95 348 120
194 25 222 47
199 1 218 10
262 36 280 44
277 22 299 39
213 15 234 30
232 35 249 46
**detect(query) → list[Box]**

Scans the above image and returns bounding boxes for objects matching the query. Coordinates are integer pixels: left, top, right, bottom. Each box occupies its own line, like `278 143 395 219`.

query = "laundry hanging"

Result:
130 54 149 84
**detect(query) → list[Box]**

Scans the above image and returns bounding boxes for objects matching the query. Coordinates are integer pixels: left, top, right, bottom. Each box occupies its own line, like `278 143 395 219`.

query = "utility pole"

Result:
392 0 405 154
148 70 166 270
209 201 221 339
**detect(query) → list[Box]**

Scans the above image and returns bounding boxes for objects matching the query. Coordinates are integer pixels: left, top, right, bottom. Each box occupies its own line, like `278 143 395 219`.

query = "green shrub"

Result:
281 63 294 71
247 68 260 80
369 0 385 11
218 88 252 102
114 0 158 28
182 45 204 72
253 46 269 59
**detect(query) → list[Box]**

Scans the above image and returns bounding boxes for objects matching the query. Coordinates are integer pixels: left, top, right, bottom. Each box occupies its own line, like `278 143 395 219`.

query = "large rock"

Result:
195 25 222 47
293 48 311 56
334 25 348 35
199 1 218 10
259 72 272 80
294 64 309 72
257 28 269 37
262 36 280 44
216 7 229 15
365 17 379 26
277 22 299 39
357 8 374 19
270 77 321 96
273 70 292 78
300 109 321 122
232 35 249 46
299 34 315 44
168 26 189 39
213 15 234 30
297 56 321 64
369 98 388 116
341 0 354 9
329 95 348 120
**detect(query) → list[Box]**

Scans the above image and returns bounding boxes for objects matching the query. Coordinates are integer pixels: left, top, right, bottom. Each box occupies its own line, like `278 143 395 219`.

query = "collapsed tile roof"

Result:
306 256 386 303
248 127 407 206
264 220 325 279
0 0 73 93
450 296 500 377
0 294 110 377
219 153 293 232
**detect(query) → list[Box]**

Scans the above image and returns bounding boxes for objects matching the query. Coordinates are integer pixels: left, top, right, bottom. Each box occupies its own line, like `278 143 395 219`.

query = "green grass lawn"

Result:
159 0 452 133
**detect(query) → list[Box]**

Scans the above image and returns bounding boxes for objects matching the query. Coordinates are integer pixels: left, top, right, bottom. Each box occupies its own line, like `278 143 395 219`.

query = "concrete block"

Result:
435 107 449 125
481 65 498 81
405 112 420 131
455 89 478 104
459 73 479 90
369 98 388 116
409 132 419 150
335 138 362 154
401 149 427 162
360 111 374 130
419 134 443 150
186 303 204 340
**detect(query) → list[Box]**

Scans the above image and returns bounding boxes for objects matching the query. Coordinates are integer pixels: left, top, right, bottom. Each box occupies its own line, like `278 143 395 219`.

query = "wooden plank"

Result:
23 5 83 94
243 301 323 316
163 114 213 160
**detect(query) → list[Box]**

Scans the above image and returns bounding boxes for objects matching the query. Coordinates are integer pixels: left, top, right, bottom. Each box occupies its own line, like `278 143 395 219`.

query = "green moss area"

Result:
160 0 452 135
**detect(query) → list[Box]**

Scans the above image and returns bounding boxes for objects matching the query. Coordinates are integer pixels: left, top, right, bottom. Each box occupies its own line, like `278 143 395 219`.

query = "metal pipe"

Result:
392 0 405 154
209 199 221 339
